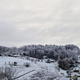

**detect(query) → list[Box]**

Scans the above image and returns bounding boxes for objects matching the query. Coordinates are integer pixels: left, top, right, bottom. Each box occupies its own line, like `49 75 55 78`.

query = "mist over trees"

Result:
0 44 80 70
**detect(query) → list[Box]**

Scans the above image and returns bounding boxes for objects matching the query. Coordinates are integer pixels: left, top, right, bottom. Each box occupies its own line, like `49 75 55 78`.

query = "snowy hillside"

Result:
1 56 80 80
0 57 59 80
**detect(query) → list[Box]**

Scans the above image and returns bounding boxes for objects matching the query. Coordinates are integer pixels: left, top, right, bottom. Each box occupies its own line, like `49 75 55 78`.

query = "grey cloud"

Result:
0 22 18 41
0 0 80 47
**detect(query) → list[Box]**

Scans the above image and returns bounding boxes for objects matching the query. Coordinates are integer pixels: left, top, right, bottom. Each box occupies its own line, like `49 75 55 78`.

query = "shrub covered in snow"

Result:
13 62 17 66
29 70 57 80
0 66 16 80
24 62 30 67
58 56 78 70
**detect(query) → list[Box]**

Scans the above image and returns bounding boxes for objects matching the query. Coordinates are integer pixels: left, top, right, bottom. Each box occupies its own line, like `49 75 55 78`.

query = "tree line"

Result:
0 44 80 70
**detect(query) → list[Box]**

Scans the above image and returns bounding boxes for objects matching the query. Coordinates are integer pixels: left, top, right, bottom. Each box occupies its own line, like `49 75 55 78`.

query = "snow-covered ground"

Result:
0 56 80 80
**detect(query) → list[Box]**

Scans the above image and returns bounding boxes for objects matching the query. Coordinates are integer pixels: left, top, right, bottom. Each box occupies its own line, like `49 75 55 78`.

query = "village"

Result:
0 53 80 80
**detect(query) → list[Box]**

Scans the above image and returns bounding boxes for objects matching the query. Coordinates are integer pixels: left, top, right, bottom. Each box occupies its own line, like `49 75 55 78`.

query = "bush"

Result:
58 57 77 70
24 62 30 67
58 59 70 70
13 62 17 66
30 70 57 80
0 66 16 80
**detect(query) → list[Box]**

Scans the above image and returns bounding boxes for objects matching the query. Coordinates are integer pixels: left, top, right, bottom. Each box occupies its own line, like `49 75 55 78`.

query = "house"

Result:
0 54 2 56
20 52 29 56
46 59 50 63
50 60 55 63
8 54 13 57
13 54 19 57
43 56 48 59
46 59 55 63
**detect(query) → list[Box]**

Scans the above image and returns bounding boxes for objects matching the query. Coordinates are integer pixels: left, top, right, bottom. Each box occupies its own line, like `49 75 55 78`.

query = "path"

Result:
13 69 35 80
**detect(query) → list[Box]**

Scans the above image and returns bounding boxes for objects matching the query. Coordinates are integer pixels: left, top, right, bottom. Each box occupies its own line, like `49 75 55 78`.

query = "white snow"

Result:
0 56 80 80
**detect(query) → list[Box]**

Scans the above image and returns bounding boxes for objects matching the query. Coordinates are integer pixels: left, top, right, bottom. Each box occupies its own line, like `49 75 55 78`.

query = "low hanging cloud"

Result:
0 0 80 47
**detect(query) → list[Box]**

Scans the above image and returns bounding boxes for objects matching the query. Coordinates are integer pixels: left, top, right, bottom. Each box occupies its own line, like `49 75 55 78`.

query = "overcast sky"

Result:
0 0 80 47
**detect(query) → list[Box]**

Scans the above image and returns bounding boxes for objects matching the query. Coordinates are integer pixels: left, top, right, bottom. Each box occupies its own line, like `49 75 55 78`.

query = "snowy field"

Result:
0 56 80 80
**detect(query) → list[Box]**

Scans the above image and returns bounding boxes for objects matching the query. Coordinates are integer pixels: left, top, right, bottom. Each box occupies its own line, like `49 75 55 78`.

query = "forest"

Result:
0 44 80 70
